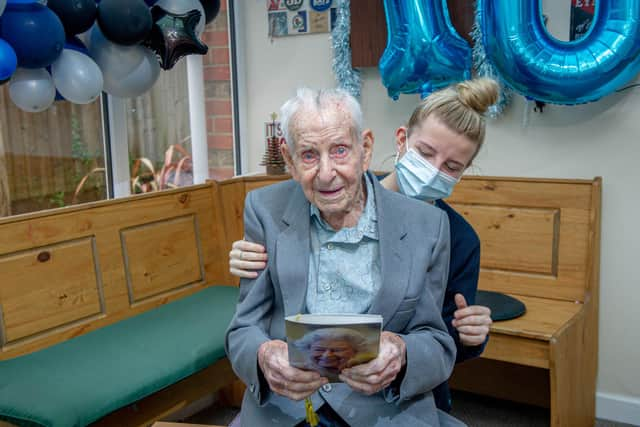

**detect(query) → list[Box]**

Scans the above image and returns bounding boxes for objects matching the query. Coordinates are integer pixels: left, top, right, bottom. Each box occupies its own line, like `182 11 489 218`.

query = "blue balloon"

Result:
0 38 17 80
480 0 640 105
379 0 471 100
0 1 65 68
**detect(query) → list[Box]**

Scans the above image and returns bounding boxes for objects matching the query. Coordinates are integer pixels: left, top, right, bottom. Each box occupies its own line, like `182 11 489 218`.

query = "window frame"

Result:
103 56 210 198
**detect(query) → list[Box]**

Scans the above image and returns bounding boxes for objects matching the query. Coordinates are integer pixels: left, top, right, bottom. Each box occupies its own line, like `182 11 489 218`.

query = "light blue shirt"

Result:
306 174 381 314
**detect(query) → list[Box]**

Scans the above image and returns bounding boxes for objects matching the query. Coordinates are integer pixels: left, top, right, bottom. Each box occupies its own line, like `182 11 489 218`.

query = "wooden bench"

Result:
212 175 602 427
0 184 238 427
446 176 601 427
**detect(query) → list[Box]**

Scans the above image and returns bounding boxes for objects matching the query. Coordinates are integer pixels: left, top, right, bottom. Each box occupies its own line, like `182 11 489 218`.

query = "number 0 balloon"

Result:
479 0 640 104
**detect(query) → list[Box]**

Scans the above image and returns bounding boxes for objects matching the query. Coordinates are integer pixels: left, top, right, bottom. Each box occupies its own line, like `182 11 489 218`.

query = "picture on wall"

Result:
570 0 595 40
268 0 337 37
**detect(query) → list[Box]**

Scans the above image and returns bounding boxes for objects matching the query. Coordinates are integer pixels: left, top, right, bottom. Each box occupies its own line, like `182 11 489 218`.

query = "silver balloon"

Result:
9 68 56 113
156 0 205 36
88 24 146 83
52 49 103 104
102 46 160 98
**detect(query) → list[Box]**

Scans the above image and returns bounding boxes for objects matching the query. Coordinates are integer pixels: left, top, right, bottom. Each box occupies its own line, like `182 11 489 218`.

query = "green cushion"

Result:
0 285 239 427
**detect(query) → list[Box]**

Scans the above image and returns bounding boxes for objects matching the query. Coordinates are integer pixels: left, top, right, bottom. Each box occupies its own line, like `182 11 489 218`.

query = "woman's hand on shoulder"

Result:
229 240 268 278
452 293 492 347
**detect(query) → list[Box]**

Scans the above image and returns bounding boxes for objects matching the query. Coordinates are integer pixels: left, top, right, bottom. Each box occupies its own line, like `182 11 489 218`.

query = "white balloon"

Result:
89 24 146 82
52 49 103 104
156 0 206 36
9 68 56 113
103 47 160 98
0 0 6 17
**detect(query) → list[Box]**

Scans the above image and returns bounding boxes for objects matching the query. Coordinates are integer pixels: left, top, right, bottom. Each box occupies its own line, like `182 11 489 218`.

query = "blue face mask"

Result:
395 148 459 201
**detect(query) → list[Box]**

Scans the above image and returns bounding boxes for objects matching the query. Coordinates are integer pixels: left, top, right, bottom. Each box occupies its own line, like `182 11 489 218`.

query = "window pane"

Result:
0 88 106 217
126 60 193 194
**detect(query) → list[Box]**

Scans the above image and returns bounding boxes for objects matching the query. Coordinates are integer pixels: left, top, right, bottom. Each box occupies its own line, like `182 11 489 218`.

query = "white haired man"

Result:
225 88 464 426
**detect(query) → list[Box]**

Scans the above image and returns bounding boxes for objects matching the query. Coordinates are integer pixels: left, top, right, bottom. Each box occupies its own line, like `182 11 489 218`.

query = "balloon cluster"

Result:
0 0 220 113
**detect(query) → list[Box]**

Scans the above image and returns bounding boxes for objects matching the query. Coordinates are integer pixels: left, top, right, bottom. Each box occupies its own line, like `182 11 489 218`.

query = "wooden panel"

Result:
448 176 596 302
450 358 550 408
449 177 594 210
0 237 103 345
244 177 287 193
350 0 387 68
121 215 204 304
449 204 559 275
481 333 550 369
214 175 289 283
446 0 475 45
549 311 595 427
0 184 227 360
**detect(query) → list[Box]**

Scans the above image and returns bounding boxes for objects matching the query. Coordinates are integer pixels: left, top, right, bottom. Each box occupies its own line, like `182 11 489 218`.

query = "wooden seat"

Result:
489 295 582 341
446 176 601 427
211 175 602 426
0 184 238 426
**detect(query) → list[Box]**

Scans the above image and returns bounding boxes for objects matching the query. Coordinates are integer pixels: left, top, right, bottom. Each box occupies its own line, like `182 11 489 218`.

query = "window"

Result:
0 90 106 216
0 0 236 219
127 60 194 194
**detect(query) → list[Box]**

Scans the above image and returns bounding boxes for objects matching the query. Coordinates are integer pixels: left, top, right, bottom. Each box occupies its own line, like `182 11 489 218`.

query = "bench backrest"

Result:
213 175 290 286
0 184 228 360
216 175 601 304
447 176 601 303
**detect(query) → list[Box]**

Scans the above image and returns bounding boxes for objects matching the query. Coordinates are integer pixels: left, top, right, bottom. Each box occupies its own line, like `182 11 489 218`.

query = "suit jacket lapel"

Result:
366 172 411 328
275 184 311 317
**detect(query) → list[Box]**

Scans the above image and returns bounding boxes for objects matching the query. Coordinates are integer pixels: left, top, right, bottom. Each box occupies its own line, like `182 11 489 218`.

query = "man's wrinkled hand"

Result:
339 331 406 395
257 340 328 401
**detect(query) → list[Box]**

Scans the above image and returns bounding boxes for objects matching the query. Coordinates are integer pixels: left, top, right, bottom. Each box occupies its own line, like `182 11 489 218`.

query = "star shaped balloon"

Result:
143 6 208 71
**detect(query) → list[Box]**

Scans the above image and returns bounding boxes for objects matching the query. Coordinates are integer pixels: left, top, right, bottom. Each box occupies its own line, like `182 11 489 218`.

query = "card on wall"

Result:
570 0 595 40
268 0 336 37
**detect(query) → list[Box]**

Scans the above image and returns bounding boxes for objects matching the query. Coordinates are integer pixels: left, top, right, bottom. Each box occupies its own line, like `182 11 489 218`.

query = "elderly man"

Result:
225 88 463 426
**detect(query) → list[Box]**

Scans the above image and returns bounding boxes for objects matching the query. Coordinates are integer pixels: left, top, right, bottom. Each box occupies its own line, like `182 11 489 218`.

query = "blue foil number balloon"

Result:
379 0 471 100
480 0 640 104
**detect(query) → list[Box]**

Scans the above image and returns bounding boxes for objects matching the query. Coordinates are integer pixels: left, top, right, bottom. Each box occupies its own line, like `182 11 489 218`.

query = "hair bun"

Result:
456 78 500 114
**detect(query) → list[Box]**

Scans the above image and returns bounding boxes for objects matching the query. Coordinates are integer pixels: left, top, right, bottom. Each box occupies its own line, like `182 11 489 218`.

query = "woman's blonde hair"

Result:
406 78 499 164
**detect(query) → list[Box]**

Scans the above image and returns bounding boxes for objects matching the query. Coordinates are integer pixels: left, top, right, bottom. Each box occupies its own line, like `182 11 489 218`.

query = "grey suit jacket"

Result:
225 172 464 426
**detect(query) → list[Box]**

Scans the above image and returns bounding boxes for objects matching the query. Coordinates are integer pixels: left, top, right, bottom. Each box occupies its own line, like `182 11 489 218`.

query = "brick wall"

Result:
203 0 235 181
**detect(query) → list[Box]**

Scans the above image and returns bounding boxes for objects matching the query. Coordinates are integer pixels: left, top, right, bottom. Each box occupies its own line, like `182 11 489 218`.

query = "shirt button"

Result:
327 243 334 250
250 383 255 392
322 384 332 392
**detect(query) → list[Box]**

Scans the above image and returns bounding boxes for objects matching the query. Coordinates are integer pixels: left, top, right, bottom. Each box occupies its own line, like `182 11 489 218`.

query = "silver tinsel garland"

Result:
471 5 511 118
331 0 361 99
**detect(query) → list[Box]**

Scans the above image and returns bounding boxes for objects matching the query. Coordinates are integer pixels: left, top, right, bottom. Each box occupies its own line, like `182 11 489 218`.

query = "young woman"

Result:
229 78 498 412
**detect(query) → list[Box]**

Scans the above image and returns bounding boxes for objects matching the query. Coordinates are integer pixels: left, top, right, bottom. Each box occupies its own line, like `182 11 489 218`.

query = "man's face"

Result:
281 108 373 226
309 338 357 372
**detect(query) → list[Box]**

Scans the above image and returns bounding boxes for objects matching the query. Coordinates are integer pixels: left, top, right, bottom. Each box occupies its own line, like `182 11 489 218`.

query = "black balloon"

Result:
97 0 152 46
199 0 221 24
143 6 208 71
47 0 97 35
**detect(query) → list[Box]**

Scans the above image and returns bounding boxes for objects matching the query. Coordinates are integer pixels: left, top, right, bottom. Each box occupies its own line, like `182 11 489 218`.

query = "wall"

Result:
203 0 235 181
234 0 640 423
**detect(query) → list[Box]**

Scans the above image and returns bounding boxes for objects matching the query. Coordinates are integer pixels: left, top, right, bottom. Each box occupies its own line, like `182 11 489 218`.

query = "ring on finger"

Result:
239 250 244 260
